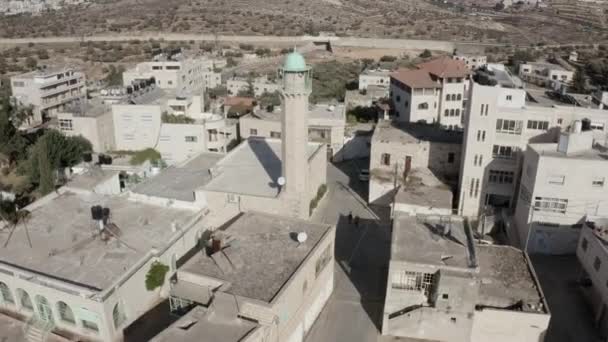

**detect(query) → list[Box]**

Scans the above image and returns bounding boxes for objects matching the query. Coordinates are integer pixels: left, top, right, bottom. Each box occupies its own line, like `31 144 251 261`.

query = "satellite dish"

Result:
297 232 308 243
277 177 286 186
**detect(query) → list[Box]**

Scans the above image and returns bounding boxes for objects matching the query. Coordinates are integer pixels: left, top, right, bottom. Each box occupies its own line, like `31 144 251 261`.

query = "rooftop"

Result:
372 120 463 145
391 214 473 268
132 152 224 202
395 170 453 210
390 69 440 89
66 167 118 192
476 64 524 89
61 98 111 118
250 103 345 123
14 66 78 79
361 69 391 77
204 138 322 198
417 56 470 78
529 141 608 161
525 61 568 72
1 189 197 290
179 211 332 302
149 306 259 342
391 213 545 313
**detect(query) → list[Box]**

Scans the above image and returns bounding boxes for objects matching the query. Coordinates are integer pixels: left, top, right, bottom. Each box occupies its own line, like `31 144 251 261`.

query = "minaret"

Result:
279 51 311 210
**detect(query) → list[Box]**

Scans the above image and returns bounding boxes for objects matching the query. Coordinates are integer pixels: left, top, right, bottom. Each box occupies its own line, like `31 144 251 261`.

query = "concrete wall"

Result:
438 80 466 129
370 138 461 205
112 104 163 151
307 144 327 206
57 111 115 153
470 309 550 342
359 74 390 90
157 123 208 164
334 131 372 162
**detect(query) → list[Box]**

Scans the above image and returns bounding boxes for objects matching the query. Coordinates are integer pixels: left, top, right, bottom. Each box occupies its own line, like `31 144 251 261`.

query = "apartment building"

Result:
513 125 608 254
576 221 608 337
369 121 462 206
519 61 574 88
452 53 487 70
239 104 346 157
226 75 280 97
11 67 86 125
0 170 210 342
359 69 390 91
390 56 470 129
382 213 549 342
458 82 608 220
122 56 220 95
160 211 335 342
56 100 115 153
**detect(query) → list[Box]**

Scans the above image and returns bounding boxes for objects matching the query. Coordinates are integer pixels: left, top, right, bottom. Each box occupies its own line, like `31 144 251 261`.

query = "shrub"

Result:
309 184 327 215
130 148 162 165
379 55 397 62
145 261 169 291
419 49 432 58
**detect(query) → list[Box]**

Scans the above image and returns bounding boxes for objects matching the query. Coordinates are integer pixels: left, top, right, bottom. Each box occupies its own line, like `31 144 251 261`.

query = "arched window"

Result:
0 282 14 304
17 289 33 310
444 109 449 116
113 302 127 330
455 109 460 116
450 109 455 116
418 102 429 110
451 94 457 101
457 94 462 101
35 295 53 322
57 301 75 324
445 94 450 101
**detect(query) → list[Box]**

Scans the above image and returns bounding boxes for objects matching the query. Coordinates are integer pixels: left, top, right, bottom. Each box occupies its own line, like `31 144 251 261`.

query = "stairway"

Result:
23 317 54 342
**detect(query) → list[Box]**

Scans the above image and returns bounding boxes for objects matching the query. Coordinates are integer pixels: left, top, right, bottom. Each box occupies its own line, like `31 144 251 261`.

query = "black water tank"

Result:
582 118 592 131
83 153 92 162
91 205 103 220
102 207 110 223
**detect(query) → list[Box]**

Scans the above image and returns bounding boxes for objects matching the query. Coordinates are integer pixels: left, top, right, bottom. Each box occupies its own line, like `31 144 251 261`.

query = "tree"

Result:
571 67 587 93
25 56 37 69
379 55 397 62
258 91 281 111
207 85 229 98
145 261 169 291
37 140 55 195
237 78 255 97
419 49 432 58
105 65 125 86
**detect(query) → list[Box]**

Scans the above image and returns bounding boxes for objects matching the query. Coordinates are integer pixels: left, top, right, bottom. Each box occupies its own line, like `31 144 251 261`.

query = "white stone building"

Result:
359 69 390 91
369 120 462 206
122 56 221 95
226 75 280 97
458 82 608 219
0 170 210 342
11 67 87 125
382 213 550 342
55 100 115 153
156 211 335 342
239 103 346 158
519 61 574 89
512 125 608 254
576 221 608 337
390 56 470 130
452 53 487 70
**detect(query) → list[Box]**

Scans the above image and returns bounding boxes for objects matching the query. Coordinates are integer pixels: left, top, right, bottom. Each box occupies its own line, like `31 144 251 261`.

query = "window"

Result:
0 282 14 305
527 120 549 130
448 153 455 164
469 179 474 197
533 197 568 214
444 109 449 116
484 104 489 116
480 104 485 116
474 155 478 166
557 118 563 124
227 193 238 203
113 303 127 329
594 257 601 272
457 94 462 101
442 294 449 299
418 102 429 110
455 109 460 117
520 186 531 203
58 119 73 131
593 177 605 187
315 244 332 278
450 109 455 116
396 95 401 102
543 175 564 185
488 170 514 184
391 271 435 297
492 145 516 159
582 238 588 252
167 80 173 85
591 122 605 131
506 95 512 101
152 66 162 70
82 320 99 332
165 65 181 70
496 119 522 134
16 289 33 310
12 81 25 87
249 129 258 136
270 131 281 138
381 153 391 166
474 178 480 197
478 155 483 165
184 136 197 143
57 301 75 324
482 131 486 141
446 94 451 101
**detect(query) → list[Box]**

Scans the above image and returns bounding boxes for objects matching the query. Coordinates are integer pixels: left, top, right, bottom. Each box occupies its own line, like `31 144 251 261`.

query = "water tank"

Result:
581 118 591 131
126 86 133 95
82 152 92 163
102 207 110 223
91 205 103 221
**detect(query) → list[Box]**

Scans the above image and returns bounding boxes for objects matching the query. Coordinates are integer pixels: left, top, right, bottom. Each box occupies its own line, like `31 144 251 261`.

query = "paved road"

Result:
0 33 594 50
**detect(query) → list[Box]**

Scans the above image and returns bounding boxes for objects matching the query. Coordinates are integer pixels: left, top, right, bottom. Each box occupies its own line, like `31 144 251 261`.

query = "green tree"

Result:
37 140 55 195
379 55 397 62
25 56 37 69
571 67 587 93
145 261 169 291
237 78 255 97
419 49 432 58
258 91 281 111
105 65 126 86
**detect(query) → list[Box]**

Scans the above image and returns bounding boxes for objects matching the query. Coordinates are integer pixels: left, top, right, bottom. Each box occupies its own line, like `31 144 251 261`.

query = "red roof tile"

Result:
390 69 441 89
417 56 470 78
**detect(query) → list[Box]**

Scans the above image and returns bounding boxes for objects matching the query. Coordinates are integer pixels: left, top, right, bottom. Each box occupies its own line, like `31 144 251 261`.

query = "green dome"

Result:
283 52 308 72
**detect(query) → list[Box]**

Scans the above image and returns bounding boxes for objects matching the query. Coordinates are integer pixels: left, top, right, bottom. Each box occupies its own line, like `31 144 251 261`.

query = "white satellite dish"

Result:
297 232 308 243
277 177 286 186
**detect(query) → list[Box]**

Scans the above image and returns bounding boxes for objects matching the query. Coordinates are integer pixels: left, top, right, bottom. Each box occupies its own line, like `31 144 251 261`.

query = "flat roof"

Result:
372 120 463 144
13 66 78 79
132 152 223 202
395 171 453 210
180 211 332 302
1 190 197 290
525 61 568 72
250 103 345 122
66 168 118 191
391 214 473 268
150 306 259 342
204 138 322 198
476 245 545 311
361 69 390 77
529 142 608 161
62 98 110 118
